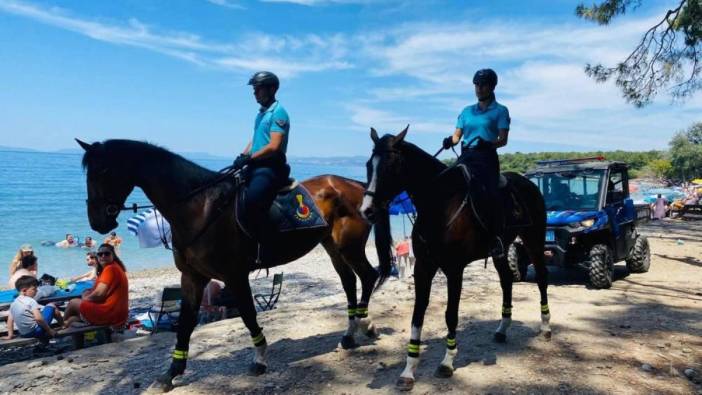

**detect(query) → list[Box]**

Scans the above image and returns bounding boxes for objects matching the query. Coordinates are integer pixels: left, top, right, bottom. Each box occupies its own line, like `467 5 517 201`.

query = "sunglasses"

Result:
97 251 113 257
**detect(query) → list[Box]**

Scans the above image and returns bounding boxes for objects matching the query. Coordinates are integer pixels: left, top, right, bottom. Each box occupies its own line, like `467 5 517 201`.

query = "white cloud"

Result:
0 0 350 77
206 0 245 9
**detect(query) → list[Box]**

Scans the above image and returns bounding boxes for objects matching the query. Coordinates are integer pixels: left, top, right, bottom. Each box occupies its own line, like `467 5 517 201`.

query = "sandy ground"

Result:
0 218 700 394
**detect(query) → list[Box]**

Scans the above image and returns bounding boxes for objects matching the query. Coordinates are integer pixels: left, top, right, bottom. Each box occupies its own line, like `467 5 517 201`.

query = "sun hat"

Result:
20 243 33 252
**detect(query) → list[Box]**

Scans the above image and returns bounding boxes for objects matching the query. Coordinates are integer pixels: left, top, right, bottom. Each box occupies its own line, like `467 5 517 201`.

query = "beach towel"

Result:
127 209 172 248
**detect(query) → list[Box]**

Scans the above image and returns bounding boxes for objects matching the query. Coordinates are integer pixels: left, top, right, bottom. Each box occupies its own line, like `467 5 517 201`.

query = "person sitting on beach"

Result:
63 244 129 328
70 252 98 283
55 234 78 248
8 243 34 278
8 255 38 290
103 231 122 253
3 276 64 340
81 236 96 249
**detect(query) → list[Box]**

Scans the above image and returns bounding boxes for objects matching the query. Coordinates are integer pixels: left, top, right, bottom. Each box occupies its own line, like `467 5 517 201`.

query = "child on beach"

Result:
3 276 64 340
70 252 98 283
8 255 38 290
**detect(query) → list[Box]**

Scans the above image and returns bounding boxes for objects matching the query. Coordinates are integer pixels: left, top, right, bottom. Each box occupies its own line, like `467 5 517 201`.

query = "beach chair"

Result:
148 286 182 334
254 273 283 311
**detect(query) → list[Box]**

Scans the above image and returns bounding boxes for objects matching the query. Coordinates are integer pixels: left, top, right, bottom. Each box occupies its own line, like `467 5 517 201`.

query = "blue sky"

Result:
0 0 698 159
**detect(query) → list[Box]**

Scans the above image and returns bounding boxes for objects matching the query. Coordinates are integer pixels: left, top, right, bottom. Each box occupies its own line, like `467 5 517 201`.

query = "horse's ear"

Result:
370 127 380 144
75 138 92 152
394 124 409 144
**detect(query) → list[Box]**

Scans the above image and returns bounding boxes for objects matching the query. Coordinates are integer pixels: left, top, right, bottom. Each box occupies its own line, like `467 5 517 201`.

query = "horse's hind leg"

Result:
493 255 514 343
322 242 359 349
435 265 463 378
342 248 380 339
154 269 208 392
521 230 551 340
396 259 438 391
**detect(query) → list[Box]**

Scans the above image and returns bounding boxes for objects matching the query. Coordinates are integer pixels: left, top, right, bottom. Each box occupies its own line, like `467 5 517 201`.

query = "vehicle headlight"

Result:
580 218 595 227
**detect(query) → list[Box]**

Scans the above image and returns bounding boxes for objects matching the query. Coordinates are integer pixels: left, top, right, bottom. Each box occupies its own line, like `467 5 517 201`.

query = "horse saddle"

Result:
442 164 531 229
234 178 328 240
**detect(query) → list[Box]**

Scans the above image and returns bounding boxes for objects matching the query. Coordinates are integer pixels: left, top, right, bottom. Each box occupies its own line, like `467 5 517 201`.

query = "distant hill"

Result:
0 145 38 152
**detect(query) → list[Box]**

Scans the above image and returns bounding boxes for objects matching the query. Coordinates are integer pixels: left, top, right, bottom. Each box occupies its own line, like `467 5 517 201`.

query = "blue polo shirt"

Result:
455 99 510 147
251 101 289 155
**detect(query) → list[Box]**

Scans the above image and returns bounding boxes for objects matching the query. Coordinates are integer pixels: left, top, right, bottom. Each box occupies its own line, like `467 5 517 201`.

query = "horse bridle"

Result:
363 147 405 208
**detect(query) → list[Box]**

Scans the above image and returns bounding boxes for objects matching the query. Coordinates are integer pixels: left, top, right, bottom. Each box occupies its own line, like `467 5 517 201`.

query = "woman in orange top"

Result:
63 243 129 328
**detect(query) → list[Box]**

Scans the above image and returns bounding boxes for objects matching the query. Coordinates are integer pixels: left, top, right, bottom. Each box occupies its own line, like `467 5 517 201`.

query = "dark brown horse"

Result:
359 127 550 391
76 139 392 391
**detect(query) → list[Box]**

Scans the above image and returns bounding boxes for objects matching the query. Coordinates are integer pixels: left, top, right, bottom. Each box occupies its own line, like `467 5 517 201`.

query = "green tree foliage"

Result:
498 150 663 175
669 122 702 178
647 158 674 179
576 0 702 106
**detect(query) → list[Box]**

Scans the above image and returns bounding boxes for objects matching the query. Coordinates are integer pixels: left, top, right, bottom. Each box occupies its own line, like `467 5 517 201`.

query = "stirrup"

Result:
490 237 506 260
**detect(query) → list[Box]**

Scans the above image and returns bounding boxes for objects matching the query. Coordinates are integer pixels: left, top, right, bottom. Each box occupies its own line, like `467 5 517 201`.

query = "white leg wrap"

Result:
540 313 551 333
400 356 420 379
345 318 359 337
439 347 458 370
496 317 512 335
253 342 267 366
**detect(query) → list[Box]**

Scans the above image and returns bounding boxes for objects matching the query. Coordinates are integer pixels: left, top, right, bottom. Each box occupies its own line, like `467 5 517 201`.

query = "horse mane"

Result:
399 140 448 177
81 139 216 177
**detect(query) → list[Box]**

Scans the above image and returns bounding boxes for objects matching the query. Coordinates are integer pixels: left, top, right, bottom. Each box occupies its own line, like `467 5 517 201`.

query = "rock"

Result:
641 363 654 372
684 368 696 379
28 361 46 369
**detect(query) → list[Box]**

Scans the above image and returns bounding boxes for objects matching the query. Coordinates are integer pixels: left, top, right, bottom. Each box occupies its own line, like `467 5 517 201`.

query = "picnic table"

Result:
0 281 95 312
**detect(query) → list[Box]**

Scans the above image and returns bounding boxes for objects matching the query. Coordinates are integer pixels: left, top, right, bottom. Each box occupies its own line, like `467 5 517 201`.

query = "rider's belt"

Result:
461 139 494 153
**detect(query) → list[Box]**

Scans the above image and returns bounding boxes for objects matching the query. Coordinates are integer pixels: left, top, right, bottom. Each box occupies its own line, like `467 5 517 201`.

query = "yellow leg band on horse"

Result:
502 307 512 315
541 304 550 313
347 308 357 317
446 338 456 347
407 344 420 353
252 333 265 345
173 350 188 360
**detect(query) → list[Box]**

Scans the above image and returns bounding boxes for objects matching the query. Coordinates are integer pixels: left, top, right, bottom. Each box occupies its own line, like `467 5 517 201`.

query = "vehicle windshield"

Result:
529 169 605 211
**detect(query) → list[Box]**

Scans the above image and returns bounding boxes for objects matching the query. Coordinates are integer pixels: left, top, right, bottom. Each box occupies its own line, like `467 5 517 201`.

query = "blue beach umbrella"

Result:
389 191 416 237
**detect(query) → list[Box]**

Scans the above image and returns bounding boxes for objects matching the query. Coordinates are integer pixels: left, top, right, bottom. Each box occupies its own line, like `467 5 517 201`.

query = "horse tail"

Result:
373 207 393 291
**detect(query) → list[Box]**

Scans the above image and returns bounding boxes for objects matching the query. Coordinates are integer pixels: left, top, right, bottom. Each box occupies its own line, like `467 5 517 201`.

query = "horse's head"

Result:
77 139 135 234
360 125 409 222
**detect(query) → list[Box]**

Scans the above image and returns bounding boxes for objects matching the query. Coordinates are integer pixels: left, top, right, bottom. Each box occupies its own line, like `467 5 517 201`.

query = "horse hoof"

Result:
396 377 415 391
148 374 174 393
340 335 358 349
434 364 454 378
494 332 507 343
542 330 552 341
248 363 267 376
365 326 379 339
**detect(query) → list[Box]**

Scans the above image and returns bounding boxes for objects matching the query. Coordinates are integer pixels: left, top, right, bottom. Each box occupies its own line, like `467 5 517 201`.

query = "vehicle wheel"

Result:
507 243 530 282
626 235 651 273
588 244 613 289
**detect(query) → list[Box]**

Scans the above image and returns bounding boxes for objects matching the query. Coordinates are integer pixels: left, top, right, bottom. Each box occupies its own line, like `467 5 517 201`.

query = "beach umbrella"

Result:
389 191 416 237
691 178 702 185
127 209 172 248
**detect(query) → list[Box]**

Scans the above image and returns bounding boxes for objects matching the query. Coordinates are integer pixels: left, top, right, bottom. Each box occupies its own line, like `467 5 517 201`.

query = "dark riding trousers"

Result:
457 141 503 237
244 153 290 237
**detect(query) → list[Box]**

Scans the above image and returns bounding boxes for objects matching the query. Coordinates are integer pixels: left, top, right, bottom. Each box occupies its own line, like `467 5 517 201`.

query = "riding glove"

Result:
233 153 251 170
442 136 454 150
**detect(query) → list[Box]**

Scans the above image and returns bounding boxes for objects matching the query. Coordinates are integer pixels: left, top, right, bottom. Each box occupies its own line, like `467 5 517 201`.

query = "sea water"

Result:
0 150 409 286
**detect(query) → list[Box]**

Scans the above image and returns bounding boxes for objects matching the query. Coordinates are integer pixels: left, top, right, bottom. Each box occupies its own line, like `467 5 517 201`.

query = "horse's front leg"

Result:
154 270 208 392
493 255 514 343
396 259 438 391
229 271 269 375
435 266 463 378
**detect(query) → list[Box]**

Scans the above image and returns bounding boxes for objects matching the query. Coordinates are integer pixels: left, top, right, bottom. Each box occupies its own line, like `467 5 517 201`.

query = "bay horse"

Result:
359 127 550 391
76 139 392 391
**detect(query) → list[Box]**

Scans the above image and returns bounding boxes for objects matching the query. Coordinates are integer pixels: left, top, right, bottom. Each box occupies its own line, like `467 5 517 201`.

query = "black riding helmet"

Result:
473 68 498 87
248 71 279 90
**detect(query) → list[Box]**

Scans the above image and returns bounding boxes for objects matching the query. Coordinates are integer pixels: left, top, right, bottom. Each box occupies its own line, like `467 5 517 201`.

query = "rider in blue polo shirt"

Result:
442 68 510 258
232 71 291 243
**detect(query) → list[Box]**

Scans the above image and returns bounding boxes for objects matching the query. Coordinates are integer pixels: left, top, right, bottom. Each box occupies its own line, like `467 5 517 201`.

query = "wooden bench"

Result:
0 325 112 350
673 204 702 218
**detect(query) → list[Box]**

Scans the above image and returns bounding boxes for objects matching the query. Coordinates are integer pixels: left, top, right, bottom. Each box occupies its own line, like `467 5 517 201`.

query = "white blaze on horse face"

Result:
360 156 380 219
